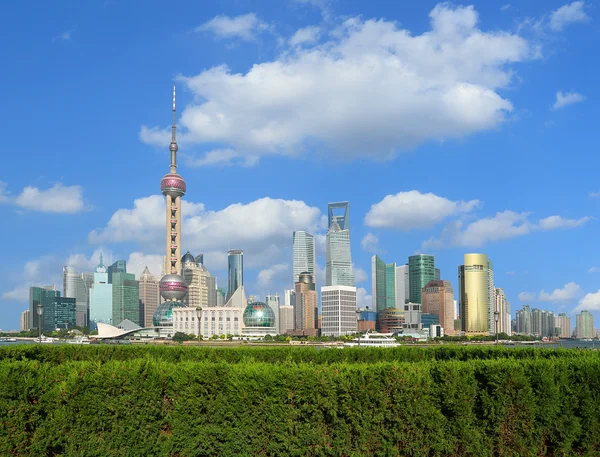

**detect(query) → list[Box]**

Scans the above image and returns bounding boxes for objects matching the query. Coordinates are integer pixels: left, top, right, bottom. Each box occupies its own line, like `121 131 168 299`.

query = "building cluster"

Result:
16 85 587 341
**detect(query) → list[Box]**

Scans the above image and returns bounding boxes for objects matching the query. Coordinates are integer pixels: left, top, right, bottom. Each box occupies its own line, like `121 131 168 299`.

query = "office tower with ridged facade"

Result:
155 85 188 326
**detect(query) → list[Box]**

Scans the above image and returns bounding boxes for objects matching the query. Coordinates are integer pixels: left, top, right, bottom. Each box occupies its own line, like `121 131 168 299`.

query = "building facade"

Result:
422 280 456 336
531 308 555 338
293 231 315 284
371 255 396 312
326 201 354 287
111 271 140 326
107 260 127 284
294 272 318 336
515 305 532 335
29 285 59 330
408 255 435 305
494 288 512 336
43 294 77 331
139 266 160 328
576 310 594 339
555 313 571 338
321 285 357 337
226 250 243 302
63 266 90 328
279 290 295 334
395 264 409 308
20 310 30 332
377 308 405 333
458 253 493 335
183 254 216 309
89 258 113 329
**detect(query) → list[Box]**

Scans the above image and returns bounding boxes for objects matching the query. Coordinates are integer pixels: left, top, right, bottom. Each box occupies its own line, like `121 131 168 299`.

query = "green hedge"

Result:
2 354 600 456
0 344 595 365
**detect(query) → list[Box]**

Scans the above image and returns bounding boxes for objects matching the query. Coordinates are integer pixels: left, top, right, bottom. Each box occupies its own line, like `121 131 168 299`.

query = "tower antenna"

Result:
169 84 178 173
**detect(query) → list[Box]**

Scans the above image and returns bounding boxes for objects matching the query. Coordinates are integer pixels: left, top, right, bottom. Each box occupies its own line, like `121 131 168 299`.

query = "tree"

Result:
264 334 273 341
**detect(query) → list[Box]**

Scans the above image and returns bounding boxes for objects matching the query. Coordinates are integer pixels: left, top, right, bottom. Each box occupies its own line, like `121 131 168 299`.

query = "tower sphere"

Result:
243 301 276 327
159 273 188 301
161 173 186 198
153 300 185 327
169 141 178 153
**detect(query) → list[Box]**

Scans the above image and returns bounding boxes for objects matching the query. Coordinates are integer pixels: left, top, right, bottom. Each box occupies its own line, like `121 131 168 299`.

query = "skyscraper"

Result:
321 285 357 336
555 313 571 338
265 293 280 333
293 231 315 284
458 253 493 334
294 272 318 336
279 290 295 334
157 85 188 323
576 310 594 339
395 264 409 307
139 266 160 328
63 266 90 328
494 288 511 336
183 252 217 309
20 310 30 332
29 285 58 330
43 295 77 331
408 254 435 304
89 255 112 329
326 202 354 287
422 280 456 336
515 305 532 335
107 260 127 284
111 271 140 326
371 255 396 312
226 250 244 301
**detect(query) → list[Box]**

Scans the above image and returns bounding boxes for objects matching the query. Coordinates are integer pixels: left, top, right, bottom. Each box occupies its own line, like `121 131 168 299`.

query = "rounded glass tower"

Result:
153 301 186 327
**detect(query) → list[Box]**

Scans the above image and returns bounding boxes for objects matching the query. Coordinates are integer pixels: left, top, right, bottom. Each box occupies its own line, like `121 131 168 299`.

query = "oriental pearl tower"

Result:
153 85 188 326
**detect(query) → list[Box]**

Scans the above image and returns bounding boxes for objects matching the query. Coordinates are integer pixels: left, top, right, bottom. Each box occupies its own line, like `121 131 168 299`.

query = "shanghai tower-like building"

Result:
155 85 188 325
326 202 354 287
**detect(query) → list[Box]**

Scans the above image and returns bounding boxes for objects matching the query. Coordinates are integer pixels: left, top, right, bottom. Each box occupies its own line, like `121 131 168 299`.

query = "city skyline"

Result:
1 0 599 329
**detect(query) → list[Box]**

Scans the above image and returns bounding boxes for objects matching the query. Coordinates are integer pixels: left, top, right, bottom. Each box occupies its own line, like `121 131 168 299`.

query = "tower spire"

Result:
169 84 178 173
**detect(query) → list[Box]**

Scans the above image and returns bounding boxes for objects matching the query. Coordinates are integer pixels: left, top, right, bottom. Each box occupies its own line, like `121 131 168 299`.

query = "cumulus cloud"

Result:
576 289 600 312
361 233 380 252
2 256 65 302
422 210 591 249
356 287 372 309
588 267 600 273
90 196 325 270
290 26 321 46
589 192 600 198
365 191 479 230
257 264 290 289
539 282 581 302
142 4 534 165
354 266 368 284
552 91 586 110
53 31 72 42
183 149 257 167
518 292 536 302
549 2 589 31
195 13 271 41
0 182 85 213
501 4 511 11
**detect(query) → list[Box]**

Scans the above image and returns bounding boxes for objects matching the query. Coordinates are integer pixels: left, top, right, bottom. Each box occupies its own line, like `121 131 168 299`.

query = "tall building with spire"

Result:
293 231 315 284
326 202 354 287
155 85 188 326
89 254 112 329
226 250 244 302
139 266 160 327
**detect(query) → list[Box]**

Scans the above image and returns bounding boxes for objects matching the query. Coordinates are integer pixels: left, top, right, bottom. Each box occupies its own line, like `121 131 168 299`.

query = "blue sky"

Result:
0 0 598 330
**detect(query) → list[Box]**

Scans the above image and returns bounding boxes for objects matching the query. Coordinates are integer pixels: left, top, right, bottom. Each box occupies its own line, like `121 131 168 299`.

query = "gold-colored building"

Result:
293 272 318 337
458 253 493 335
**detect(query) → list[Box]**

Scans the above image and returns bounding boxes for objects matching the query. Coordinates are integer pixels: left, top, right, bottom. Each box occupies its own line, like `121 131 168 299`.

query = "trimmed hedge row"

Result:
2 357 600 456
0 343 595 365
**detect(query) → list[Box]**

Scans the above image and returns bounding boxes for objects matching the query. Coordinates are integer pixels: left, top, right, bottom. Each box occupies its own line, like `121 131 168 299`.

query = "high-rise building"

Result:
226 250 244 302
183 252 217 309
107 260 127 284
111 271 140 326
555 313 571 338
326 202 354 287
422 280 456 336
293 231 315 284
294 272 318 336
20 310 30 332
458 253 494 334
371 255 396 312
139 266 160 328
89 256 112 329
279 289 295 334
408 255 435 305
576 310 594 339
63 266 90 328
157 84 189 327
531 308 555 338
515 305 532 335
494 288 511 336
321 285 357 336
265 294 280 333
395 264 409 307
29 285 59 331
434 268 440 281
216 287 226 306
43 294 76 332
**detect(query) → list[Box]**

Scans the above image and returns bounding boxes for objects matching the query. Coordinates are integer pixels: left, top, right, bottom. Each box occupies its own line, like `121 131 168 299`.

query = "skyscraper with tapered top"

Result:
326 202 354 287
155 85 188 325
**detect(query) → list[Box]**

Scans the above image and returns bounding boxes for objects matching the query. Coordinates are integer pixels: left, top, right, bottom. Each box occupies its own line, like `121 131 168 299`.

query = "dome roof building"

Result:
153 301 186 327
243 301 276 328
181 251 195 265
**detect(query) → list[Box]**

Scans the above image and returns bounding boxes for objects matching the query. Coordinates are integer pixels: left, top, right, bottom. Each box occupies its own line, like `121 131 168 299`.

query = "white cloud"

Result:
257 264 290 289
361 233 380 252
589 192 600 198
506 271 516 275
553 91 586 110
53 31 72 42
354 266 368 284
90 196 325 270
142 4 534 165
183 149 258 168
423 210 591 249
195 13 270 41
518 292 536 302
549 2 589 31
365 191 479 230
0 182 85 213
539 282 581 302
290 26 321 46
501 4 511 11
356 287 371 309
126 252 164 278
576 289 600 312
588 267 599 273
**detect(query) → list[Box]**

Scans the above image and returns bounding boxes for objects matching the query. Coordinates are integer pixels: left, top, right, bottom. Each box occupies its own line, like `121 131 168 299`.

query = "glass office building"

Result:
293 231 315 284
372 255 396 312
111 271 140 326
226 250 243 302
43 295 77 331
326 202 354 287
408 254 435 305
